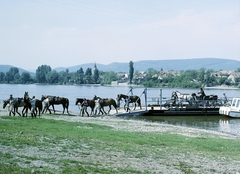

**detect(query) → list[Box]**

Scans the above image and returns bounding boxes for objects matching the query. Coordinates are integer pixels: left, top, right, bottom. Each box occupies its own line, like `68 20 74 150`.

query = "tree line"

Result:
0 62 239 88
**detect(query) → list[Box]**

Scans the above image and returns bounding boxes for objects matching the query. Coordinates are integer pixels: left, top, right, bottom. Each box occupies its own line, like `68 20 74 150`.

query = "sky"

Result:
0 0 239 71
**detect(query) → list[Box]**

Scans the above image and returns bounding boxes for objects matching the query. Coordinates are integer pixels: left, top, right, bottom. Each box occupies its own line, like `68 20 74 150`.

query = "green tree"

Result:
93 68 99 84
46 70 59 84
101 71 117 85
129 61 134 84
85 68 92 84
20 72 32 84
77 67 84 84
5 67 20 84
0 72 5 83
36 65 52 83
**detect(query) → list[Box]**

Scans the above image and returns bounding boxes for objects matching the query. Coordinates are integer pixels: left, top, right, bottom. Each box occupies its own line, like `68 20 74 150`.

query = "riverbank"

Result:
1 102 240 173
204 85 239 90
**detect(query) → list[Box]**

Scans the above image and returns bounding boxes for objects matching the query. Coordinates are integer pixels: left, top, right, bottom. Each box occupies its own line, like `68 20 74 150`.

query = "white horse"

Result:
172 91 196 106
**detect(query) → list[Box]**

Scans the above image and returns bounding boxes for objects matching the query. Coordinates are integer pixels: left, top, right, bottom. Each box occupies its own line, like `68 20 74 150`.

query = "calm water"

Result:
1 84 240 136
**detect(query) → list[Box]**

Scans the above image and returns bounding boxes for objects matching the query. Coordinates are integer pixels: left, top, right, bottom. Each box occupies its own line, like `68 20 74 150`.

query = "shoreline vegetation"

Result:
2 64 240 89
0 103 240 173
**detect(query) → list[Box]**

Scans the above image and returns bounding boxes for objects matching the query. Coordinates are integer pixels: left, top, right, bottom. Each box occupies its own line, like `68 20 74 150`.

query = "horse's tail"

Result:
65 98 69 108
38 100 43 112
138 98 141 106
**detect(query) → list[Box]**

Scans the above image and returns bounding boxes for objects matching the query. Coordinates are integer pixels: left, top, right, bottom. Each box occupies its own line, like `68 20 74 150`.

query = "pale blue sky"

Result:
0 0 239 70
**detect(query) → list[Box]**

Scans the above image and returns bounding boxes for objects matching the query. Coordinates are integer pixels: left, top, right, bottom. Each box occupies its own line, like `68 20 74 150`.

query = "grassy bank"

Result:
0 115 240 173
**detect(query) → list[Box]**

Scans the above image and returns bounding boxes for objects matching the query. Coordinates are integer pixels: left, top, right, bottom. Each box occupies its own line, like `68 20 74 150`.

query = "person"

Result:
125 96 131 112
9 94 14 104
198 88 206 100
94 97 101 115
223 93 228 104
171 91 177 106
81 98 89 116
30 96 36 116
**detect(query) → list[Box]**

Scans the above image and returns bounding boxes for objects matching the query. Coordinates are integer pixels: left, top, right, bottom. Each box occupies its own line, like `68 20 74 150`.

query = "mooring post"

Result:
160 89 162 110
145 88 147 110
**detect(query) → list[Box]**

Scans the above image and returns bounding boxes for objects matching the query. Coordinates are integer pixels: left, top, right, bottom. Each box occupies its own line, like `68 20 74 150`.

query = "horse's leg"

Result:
48 107 52 114
62 104 65 114
66 105 69 115
22 107 28 117
16 108 21 116
134 102 136 110
101 107 107 115
51 104 56 114
107 106 112 114
114 106 118 113
84 106 89 116
139 101 142 109
22 107 25 117
97 107 102 115
124 103 127 111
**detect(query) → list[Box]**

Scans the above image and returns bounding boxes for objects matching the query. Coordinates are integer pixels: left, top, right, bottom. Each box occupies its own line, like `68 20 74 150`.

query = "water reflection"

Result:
139 115 240 136
219 118 240 136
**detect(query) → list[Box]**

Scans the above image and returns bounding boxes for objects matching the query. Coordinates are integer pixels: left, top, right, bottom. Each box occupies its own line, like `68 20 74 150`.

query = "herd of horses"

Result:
2 92 142 118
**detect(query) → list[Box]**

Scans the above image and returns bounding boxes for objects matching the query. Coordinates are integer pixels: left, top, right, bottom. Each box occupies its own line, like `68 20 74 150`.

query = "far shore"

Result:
204 85 239 90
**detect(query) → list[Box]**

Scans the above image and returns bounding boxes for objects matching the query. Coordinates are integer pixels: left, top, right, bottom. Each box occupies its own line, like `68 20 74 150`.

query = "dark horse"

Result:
75 98 95 116
93 95 118 115
41 95 69 114
30 98 43 117
3 92 31 116
117 94 141 110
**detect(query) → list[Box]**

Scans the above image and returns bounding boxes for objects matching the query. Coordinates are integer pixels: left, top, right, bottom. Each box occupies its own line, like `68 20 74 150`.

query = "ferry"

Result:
219 98 240 118
116 89 224 117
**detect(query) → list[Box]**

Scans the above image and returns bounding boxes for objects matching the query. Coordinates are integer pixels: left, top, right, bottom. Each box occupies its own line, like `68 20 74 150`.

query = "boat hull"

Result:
219 98 240 118
144 107 220 116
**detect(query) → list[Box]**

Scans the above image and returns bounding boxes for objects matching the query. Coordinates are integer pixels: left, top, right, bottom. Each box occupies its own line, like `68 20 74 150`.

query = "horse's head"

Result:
41 95 47 101
93 95 99 100
117 94 122 101
75 98 83 105
24 92 29 101
191 93 197 97
3 100 9 109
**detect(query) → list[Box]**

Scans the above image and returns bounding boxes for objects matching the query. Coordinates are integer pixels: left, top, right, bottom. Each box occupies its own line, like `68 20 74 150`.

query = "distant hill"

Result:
1 58 240 74
54 58 240 72
0 65 35 76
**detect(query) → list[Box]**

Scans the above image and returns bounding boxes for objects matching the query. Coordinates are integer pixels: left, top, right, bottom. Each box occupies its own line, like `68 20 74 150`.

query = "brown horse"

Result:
75 98 95 116
117 94 141 110
41 95 69 114
93 95 118 115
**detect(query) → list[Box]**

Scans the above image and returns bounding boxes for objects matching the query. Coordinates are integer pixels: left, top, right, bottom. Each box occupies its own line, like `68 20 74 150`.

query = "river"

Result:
1 84 240 136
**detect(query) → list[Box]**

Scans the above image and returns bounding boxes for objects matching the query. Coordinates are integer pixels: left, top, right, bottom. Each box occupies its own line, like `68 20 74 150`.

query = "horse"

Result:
75 98 95 116
41 95 69 114
93 95 118 115
117 94 141 110
30 98 43 117
3 96 30 116
172 91 196 106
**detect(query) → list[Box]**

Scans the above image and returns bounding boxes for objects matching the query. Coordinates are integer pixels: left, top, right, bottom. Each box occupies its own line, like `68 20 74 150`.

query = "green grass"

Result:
0 116 240 173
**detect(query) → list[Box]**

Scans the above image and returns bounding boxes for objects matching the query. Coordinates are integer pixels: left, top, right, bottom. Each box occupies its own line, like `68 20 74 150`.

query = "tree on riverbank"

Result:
0 64 239 88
